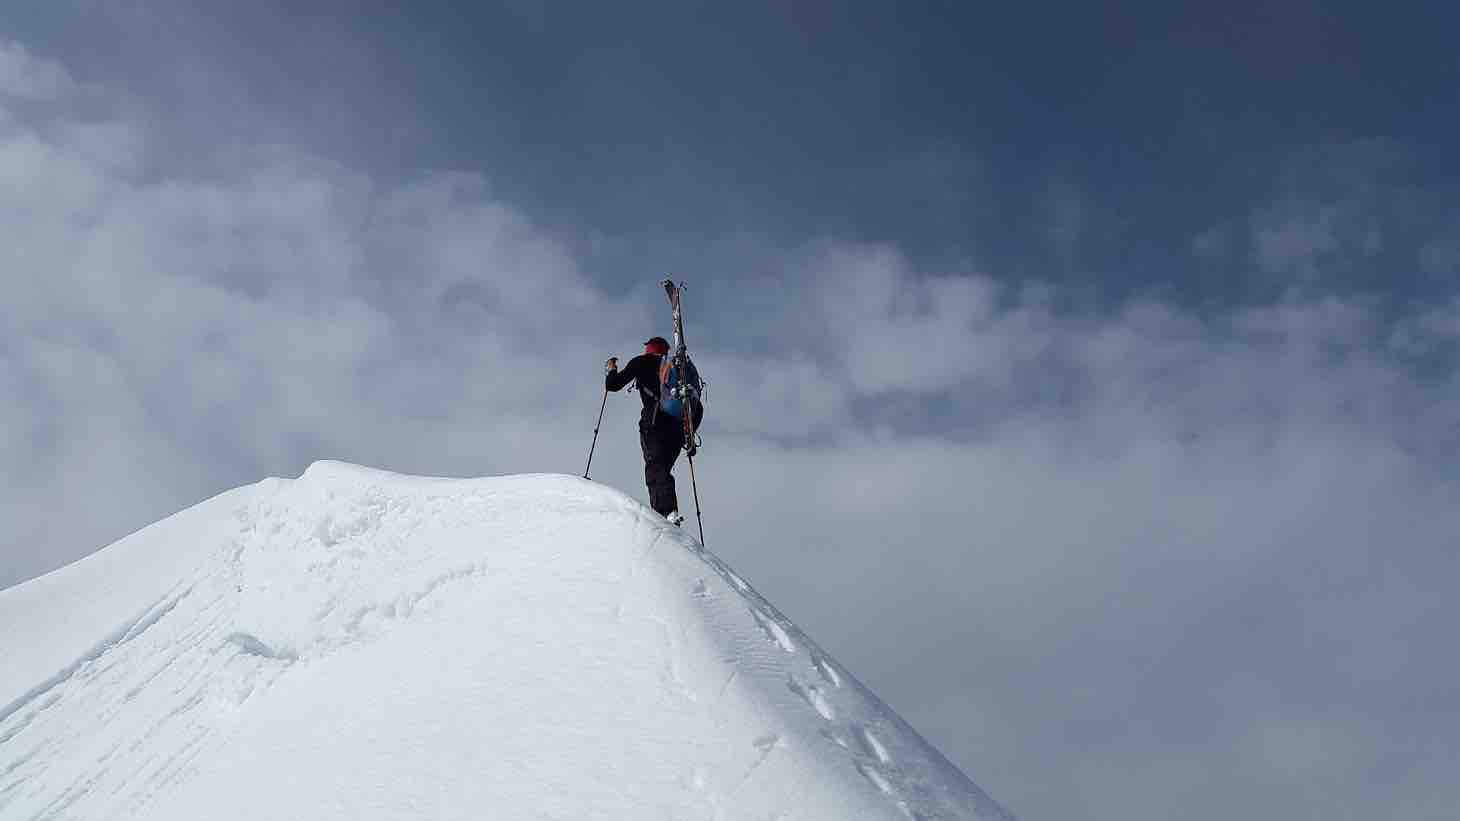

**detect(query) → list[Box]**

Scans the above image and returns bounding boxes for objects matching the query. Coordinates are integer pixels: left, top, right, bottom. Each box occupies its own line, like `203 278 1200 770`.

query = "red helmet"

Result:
643 336 670 355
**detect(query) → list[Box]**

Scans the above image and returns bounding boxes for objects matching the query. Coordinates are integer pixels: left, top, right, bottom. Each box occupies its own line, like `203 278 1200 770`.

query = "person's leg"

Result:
656 421 682 513
640 422 679 516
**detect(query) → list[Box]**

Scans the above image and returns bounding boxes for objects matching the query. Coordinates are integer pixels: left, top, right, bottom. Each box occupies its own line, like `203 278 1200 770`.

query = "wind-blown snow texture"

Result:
0 462 1013 820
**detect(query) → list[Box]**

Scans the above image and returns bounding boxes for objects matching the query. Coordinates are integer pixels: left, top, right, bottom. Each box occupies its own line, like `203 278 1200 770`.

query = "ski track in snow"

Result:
0 462 1013 821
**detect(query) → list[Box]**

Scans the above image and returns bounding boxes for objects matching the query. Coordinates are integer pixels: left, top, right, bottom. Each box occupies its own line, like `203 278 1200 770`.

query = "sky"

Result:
1 2 1458 818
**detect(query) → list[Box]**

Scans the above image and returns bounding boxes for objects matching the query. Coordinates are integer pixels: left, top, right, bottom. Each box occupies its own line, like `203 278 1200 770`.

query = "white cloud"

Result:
1252 199 1347 278
0 40 75 100
1392 297 1460 353
0 97 646 587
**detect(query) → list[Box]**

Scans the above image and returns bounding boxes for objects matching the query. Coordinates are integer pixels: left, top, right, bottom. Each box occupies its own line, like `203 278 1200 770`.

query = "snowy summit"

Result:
0 462 1012 820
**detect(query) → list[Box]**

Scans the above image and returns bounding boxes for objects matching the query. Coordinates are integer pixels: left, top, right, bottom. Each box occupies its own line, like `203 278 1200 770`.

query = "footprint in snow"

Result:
787 675 835 721
224 632 294 662
856 760 895 795
854 723 891 764
811 654 842 688
750 608 797 653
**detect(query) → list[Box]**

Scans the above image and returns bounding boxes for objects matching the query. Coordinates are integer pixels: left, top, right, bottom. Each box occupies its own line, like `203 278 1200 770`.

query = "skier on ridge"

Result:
605 335 700 525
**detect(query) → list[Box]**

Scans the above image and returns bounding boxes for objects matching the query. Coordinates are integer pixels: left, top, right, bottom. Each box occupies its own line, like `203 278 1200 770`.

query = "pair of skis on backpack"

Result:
660 279 706 542
660 279 704 456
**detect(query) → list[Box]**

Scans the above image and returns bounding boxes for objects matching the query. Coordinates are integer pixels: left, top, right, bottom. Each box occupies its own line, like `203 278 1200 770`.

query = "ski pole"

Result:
583 388 609 479
686 449 705 546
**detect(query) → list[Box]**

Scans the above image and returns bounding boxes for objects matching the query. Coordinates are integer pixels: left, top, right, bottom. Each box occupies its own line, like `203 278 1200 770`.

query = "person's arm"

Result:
605 354 644 391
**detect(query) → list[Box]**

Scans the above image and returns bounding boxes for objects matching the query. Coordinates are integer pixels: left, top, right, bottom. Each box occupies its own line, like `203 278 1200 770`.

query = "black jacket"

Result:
606 353 665 426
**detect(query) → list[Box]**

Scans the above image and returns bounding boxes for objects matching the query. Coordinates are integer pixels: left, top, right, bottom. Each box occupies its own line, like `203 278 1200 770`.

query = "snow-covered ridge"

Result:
0 461 1013 820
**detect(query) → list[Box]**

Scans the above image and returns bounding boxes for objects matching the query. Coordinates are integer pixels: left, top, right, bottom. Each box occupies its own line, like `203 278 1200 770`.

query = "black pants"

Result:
639 418 684 516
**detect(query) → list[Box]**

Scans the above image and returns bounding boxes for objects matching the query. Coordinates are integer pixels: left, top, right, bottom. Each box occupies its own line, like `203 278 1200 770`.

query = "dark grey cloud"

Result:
2 11 1459 821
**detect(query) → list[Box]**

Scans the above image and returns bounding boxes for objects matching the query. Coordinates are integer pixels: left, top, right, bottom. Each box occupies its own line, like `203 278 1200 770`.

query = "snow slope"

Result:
0 462 1013 820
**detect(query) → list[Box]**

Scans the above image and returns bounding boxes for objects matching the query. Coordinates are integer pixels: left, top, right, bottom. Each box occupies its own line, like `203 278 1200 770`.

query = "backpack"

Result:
657 354 704 426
